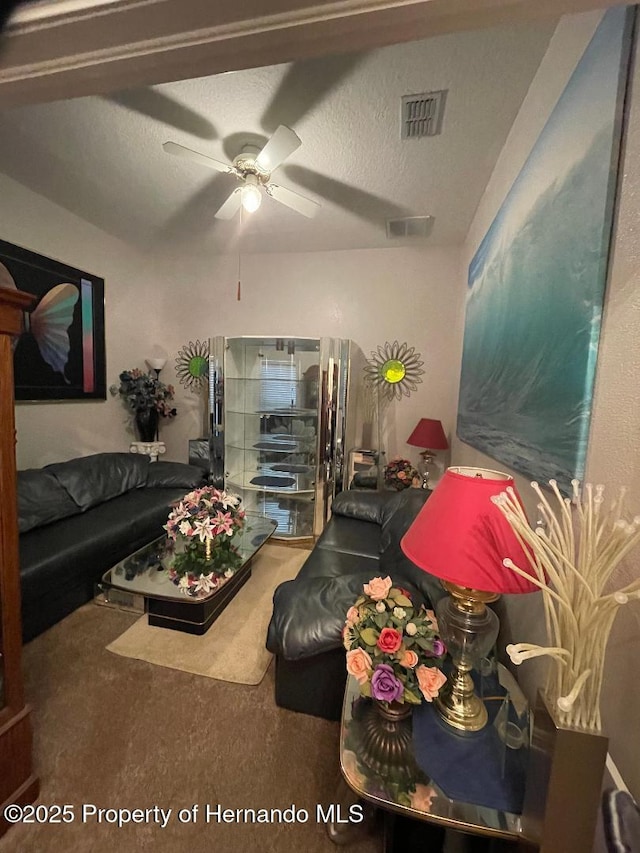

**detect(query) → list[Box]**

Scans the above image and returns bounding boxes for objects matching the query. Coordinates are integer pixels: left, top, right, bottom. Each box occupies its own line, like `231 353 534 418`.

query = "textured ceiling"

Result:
0 20 557 254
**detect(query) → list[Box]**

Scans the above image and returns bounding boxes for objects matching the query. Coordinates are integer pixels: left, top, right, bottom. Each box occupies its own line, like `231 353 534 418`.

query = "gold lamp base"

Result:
435 583 500 734
434 671 488 732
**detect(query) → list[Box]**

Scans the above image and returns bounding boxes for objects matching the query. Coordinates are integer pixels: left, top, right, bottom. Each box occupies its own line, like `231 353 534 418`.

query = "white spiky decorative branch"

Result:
491 479 640 733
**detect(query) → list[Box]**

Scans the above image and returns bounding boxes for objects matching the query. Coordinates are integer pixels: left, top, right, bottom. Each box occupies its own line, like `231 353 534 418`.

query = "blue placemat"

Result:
412 694 527 814
250 475 296 487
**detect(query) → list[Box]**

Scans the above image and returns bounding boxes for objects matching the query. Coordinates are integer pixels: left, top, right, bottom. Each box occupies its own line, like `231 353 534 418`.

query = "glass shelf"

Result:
227 468 316 494
227 442 316 456
226 408 318 417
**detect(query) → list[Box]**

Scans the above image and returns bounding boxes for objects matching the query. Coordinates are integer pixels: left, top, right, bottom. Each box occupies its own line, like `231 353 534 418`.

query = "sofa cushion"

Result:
19 486 181 600
266 573 426 660
45 452 150 511
144 461 206 489
306 543 443 613
266 572 379 659
17 469 83 533
330 489 394 524
381 550 447 609
315 515 381 559
379 487 431 554
296 546 379 582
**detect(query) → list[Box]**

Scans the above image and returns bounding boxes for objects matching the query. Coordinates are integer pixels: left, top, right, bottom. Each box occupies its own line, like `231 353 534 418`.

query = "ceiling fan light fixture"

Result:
241 175 262 213
163 125 318 220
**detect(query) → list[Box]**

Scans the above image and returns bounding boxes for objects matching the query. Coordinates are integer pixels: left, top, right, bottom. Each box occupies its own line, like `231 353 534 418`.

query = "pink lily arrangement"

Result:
163 486 245 596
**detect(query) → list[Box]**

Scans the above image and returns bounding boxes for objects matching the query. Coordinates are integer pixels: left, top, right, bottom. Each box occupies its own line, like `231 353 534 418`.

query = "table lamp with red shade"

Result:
406 418 449 488
401 466 538 733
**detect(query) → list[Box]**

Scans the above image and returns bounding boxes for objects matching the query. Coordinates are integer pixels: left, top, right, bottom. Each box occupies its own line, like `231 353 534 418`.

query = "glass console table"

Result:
96 513 277 635
335 673 529 851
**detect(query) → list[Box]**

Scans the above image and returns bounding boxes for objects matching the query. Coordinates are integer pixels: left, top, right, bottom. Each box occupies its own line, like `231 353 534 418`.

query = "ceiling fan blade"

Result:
107 90 217 140
282 165 410 225
214 188 243 220
261 55 364 135
163 141 234 174
256 125 301 172
266 183 320 219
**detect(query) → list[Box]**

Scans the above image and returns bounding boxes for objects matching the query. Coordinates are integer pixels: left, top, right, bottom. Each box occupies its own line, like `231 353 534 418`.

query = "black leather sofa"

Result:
18 452 206 642
266 487 447 721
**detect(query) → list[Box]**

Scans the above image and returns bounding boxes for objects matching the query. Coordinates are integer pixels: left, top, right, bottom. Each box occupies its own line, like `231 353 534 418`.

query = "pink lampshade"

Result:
400 466 538 595
407 418 449 451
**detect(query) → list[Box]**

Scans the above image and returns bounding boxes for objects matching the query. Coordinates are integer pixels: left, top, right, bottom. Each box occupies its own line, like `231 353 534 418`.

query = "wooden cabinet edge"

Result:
0 288 38 839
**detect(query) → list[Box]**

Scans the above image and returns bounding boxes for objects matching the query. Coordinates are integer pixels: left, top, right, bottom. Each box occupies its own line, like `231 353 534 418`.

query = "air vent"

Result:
386 216 434 239
401 90 447 139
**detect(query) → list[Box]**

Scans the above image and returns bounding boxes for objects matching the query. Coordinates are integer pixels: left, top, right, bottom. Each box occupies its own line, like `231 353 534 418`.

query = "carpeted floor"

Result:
0 600 382 853
106 544 309 685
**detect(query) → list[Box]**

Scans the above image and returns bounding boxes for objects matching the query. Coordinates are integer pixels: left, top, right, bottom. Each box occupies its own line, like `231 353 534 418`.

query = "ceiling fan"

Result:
162 125 320 220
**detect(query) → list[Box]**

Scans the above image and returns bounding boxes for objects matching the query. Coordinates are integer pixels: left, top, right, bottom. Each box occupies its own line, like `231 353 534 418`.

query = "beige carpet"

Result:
106 543 309 684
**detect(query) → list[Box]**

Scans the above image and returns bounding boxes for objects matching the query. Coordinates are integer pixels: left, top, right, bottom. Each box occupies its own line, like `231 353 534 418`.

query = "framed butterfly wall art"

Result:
0 239 106 401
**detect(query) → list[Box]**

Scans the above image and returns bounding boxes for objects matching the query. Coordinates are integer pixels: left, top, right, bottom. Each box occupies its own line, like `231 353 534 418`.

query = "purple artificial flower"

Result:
432 639 446 657
370 663 404 703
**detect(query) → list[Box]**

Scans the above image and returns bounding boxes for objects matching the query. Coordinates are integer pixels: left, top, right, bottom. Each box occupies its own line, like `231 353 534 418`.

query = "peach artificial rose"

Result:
425 609 439 633
363 575 392 601
400 649 419 668
416 665 447 702
345 606 360 627
346 648 373 684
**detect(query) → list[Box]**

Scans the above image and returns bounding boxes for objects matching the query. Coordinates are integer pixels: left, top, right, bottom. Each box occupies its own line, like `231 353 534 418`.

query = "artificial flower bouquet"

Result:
383 458 419 491
110 368 177 418
163 486 245 597
344 575 447 705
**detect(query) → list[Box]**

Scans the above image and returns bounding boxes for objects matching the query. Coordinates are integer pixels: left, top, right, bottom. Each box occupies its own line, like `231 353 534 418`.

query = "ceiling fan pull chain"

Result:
237 212 242 301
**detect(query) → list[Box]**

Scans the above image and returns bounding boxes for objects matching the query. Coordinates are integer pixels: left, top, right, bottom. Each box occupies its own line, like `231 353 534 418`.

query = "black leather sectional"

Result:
17 452 205 641
266 487 446 720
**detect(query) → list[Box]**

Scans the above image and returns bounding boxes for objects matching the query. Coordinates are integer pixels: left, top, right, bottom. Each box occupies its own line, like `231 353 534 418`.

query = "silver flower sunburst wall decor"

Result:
175 339 210 392
364 340 425 401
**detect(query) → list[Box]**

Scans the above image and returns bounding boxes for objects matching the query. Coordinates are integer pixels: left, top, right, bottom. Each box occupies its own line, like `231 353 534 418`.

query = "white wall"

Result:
1 170 463 473
1 172 172 468
144 244 464 471
587 18 640 805
454 7 640 809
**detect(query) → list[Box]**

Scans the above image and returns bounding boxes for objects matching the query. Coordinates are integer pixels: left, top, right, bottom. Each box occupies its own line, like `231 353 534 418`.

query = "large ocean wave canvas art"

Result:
457 7 633 491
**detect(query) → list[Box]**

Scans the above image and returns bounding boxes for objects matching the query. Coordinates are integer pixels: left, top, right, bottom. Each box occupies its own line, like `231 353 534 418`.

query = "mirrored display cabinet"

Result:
208 336 362 541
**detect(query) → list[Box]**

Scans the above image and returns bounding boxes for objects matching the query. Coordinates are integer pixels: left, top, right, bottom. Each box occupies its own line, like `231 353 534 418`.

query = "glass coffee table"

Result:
96 513 277 635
